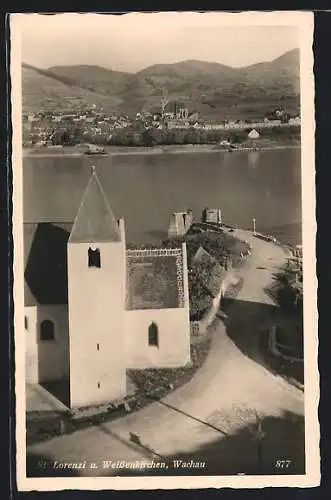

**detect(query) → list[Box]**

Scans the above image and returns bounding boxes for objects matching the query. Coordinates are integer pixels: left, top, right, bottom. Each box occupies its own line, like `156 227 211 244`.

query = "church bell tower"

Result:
67 168 127 408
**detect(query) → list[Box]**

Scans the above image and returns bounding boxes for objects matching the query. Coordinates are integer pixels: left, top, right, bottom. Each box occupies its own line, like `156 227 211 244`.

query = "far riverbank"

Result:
23 140 300 158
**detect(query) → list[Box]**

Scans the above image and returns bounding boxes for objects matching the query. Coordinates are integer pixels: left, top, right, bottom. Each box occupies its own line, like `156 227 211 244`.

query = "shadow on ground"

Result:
111 411 305 477
221 298 304 385
40 379 70 408
27 409 304 477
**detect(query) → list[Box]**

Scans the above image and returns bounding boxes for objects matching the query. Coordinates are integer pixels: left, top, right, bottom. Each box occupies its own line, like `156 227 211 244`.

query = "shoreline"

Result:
23 142 301 158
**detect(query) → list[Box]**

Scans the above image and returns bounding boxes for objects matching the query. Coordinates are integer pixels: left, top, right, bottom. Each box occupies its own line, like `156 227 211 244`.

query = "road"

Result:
27 230 305 476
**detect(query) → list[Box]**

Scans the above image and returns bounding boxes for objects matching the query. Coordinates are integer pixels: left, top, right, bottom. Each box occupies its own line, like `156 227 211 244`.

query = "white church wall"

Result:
25 305 69 384
125 242 191 369
37 305 69 382
25 306 38 384
125 307 191 369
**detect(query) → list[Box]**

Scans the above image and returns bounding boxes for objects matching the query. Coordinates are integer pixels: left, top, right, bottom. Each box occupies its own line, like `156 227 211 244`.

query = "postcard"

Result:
10 11 319 491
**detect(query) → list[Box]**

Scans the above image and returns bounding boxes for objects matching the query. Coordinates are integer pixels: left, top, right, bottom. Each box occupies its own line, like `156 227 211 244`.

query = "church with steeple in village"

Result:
24 169 191 409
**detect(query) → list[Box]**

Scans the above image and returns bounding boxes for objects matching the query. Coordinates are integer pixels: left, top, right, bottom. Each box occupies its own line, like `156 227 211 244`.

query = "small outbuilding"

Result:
248 129 260 140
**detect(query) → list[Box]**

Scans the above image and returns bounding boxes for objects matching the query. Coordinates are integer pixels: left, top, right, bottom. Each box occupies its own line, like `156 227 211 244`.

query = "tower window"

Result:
97 343 100 351
88 247 101 268
40 319 55 341
24 316 28 330
148 322 159 347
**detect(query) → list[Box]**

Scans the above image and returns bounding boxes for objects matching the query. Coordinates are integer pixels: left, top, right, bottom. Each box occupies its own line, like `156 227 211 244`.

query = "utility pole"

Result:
252 218 256 235
254 411 265 472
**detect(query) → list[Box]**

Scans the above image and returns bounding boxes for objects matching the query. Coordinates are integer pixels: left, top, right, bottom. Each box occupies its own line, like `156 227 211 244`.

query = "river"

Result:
23 147 302 246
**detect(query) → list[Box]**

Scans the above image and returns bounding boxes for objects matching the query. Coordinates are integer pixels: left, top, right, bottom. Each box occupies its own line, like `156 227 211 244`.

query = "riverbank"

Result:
23 140 300 158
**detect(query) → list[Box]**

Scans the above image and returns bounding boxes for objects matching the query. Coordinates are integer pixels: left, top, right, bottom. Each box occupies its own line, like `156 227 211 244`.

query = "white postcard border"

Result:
11 11 319 491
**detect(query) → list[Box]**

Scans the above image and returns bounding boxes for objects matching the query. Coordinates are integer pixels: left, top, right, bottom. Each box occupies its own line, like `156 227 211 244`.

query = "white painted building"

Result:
24 172 191 408
168 211 194 238
248 129 260 139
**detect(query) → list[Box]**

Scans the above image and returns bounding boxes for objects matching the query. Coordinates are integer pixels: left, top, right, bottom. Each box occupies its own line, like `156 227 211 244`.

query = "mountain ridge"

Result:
22 48 300 119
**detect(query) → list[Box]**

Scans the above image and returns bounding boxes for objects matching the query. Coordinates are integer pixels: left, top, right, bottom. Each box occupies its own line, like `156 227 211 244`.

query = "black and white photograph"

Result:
11 11 318 490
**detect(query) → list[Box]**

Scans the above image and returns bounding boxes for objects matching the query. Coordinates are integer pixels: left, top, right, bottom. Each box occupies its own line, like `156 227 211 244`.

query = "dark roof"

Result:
126 247 184 311
24 224 185 309
69 172 121 243
191 246 226 297
24 222 72 306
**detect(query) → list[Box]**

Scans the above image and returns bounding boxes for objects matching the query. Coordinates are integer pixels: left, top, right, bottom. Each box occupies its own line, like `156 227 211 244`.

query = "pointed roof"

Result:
69 171 121 243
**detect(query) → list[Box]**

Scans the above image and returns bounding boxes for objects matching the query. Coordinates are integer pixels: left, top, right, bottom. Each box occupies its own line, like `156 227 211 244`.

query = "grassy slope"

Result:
48 64 130 96
22 66 122 113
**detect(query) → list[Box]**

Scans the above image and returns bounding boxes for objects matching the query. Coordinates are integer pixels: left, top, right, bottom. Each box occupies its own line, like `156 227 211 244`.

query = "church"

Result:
24 169 191 409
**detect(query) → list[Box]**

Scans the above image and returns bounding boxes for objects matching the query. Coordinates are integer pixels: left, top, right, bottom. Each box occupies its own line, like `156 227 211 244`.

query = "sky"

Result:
14 12 301 73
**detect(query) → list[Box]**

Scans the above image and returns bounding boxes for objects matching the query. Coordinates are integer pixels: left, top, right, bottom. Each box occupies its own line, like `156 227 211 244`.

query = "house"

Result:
248 129 260 139
289 117 301 126
202 208 222 225
269 119 282 126
188 112 199 123
176 108 189 120
188 246 229 324
167 120 188 129
191 246 228 298
24 171 190 409
168 210 194 238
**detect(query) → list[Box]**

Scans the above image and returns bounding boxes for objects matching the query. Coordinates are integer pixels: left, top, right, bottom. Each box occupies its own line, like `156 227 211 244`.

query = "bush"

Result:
128 335 212 396
270 269 303 316
163 231 250 318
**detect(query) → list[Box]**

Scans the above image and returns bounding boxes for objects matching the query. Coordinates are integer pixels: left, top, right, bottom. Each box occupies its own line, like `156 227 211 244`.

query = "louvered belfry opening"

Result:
88 247 101 268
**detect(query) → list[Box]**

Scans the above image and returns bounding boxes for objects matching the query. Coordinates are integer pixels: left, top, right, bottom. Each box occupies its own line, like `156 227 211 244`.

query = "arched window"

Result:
40 320 55 341
88 247 101 268
24 316 28 330
148 322 159 347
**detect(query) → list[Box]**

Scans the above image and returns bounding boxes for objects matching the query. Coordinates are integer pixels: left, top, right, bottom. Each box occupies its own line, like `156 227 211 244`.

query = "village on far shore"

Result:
23 99 301 150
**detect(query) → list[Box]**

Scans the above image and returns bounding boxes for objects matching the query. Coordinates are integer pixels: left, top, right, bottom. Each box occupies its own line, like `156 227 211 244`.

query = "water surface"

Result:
23 148 302 246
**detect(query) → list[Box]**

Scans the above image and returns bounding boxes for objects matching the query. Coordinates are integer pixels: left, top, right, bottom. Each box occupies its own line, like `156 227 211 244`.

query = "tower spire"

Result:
69 170 121 243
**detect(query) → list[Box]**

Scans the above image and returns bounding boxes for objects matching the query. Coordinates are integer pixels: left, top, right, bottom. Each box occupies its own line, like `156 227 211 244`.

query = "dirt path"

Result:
27 230 304 476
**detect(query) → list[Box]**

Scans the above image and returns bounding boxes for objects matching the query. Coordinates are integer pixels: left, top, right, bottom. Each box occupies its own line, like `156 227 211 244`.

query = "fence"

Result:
269 327 303 363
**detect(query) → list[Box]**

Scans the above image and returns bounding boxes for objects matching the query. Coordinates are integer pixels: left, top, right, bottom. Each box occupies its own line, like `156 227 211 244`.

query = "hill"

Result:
22 49 300 119
117 49 300 118
47 64 130 96
240 49 300 94
22 64 122 113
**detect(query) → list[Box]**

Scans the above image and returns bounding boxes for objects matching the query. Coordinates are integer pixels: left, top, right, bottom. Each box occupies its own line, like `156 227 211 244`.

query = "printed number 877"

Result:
275 460 292 468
